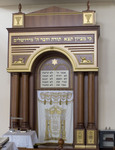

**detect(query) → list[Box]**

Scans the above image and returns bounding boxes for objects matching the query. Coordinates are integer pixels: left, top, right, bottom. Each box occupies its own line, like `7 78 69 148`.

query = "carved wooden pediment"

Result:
12 4 96 28
24 6 83 27
27 6 76 14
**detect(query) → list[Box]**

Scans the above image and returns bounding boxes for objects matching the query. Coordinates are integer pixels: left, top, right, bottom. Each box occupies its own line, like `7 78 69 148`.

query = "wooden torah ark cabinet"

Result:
7 5 100 150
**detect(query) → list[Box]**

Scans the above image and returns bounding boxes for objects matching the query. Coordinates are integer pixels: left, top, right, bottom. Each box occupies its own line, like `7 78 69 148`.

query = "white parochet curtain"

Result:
37 90 73 144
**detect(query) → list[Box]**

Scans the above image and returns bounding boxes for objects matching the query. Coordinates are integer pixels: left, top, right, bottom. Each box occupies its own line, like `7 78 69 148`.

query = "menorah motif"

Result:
85 14 92 23
15 16 21 25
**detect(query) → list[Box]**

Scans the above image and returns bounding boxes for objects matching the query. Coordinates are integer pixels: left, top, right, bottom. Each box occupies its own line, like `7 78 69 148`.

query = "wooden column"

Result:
29 73 35 130
88 72 95 128
86 72 97 147
21 73 29 130
77 72 84 128
11 73 20 129
75 73 85 148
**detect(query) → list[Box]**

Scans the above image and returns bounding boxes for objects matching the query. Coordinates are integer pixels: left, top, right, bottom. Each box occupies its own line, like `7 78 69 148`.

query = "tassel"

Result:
50 99 52 105
44 99 46 105
59 99 61 105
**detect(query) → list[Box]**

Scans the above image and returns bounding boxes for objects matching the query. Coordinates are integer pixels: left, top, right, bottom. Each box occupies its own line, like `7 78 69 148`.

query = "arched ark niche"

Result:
31 51 74 144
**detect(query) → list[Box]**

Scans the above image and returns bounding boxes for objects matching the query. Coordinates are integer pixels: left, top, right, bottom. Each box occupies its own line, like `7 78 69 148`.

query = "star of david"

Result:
52 59 58 65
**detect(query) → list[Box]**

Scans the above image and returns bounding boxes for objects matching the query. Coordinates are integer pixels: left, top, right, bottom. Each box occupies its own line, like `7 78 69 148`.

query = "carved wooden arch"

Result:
29 46 78 72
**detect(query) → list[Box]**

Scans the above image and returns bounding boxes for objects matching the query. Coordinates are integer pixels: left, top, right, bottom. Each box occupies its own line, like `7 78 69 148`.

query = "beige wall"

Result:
0 2 114 136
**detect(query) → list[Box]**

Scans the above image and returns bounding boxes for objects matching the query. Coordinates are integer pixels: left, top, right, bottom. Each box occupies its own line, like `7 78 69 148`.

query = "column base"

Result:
85 145 97 149
75 129 85 148
74 145 86 149
86 129 97 146
75 145 97 149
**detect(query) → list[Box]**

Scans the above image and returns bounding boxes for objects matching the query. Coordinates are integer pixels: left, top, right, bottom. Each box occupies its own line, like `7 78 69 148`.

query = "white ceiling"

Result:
0 0 114 6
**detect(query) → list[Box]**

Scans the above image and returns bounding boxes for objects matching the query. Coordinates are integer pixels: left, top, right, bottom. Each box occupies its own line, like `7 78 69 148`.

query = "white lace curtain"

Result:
37 90 73 144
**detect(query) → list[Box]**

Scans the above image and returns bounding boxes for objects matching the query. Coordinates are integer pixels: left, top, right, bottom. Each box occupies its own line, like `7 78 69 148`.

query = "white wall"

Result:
0 2 115 136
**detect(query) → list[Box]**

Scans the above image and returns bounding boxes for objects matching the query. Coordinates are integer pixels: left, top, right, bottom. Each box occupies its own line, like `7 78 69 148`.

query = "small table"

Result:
1 142 18 150
3 131 38 148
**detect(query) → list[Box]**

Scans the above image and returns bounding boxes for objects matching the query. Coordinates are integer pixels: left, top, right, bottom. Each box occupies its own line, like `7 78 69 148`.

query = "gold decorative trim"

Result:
75 145 96 149
75 53 94 65
86 145 96 149
7 46 77 72
13 58 24 65
26 12 83 17
80 56 92 64
29 46 77 72
7 69 29 72
7 67 99 72
74 145 85 149
75 68 98 72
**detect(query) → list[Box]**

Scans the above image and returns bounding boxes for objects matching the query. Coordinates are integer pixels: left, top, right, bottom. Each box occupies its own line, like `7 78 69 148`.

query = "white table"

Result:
3 131 38 148
1 142 18 150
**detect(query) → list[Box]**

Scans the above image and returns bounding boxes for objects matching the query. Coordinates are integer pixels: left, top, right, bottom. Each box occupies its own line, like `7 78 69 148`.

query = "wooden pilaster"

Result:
88 72 95 128
11 73 20 129
75 73 85 148
21 73 29 130
77 72 84 128
86 72 97 147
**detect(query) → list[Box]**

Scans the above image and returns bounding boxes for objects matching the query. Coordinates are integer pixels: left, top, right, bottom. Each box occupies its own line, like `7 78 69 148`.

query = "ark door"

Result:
35 53 73 144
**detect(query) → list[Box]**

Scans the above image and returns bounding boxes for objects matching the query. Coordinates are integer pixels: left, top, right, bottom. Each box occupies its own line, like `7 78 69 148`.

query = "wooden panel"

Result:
29 72 35 130
7 26 100 34
25 6 83 28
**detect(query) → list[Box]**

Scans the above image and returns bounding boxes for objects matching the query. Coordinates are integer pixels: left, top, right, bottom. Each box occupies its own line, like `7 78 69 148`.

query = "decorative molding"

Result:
7 30 98 72
26 12 83 17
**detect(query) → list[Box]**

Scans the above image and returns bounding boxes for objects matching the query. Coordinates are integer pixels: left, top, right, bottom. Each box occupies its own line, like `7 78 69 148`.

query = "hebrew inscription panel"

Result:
41 70 69 88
